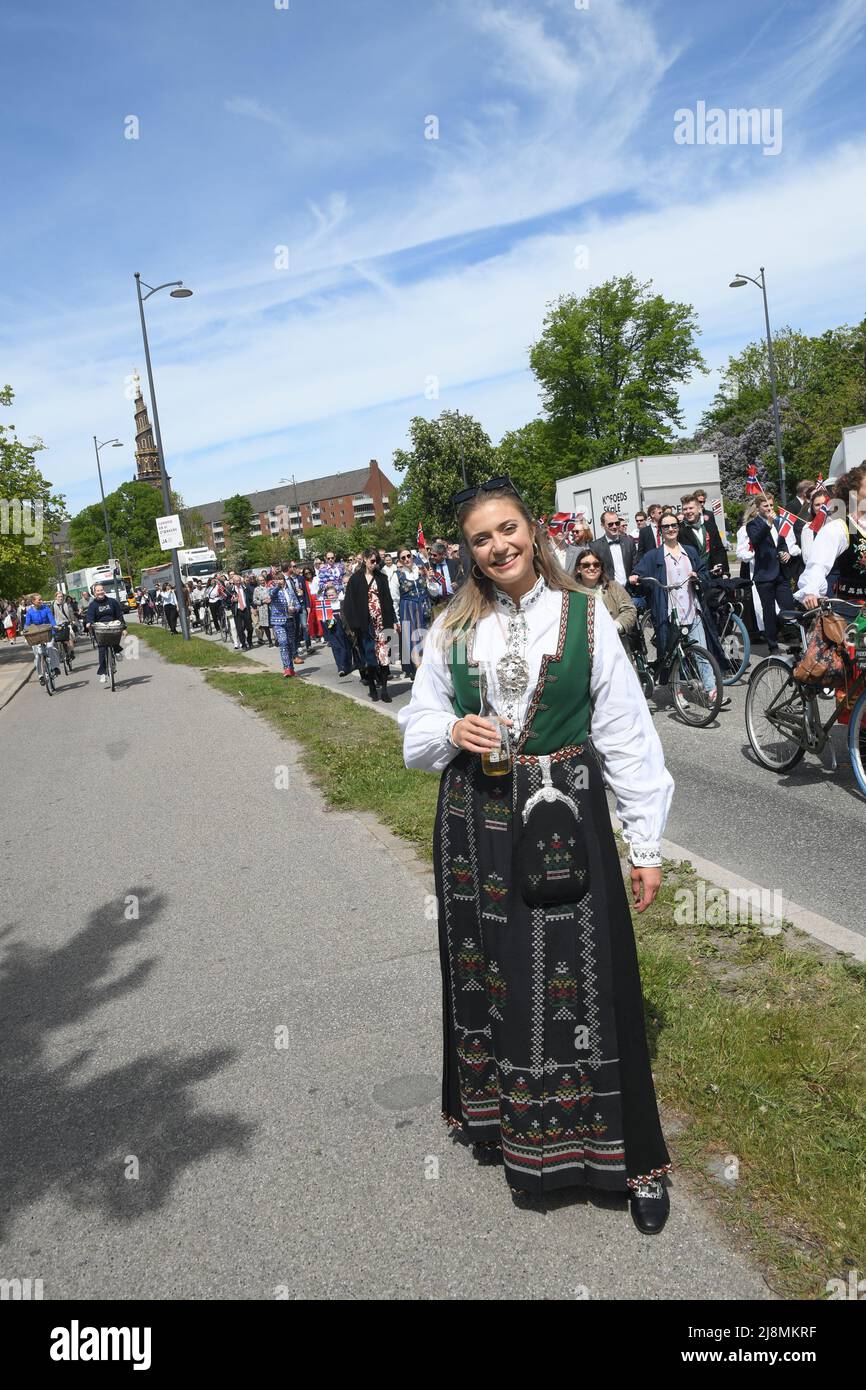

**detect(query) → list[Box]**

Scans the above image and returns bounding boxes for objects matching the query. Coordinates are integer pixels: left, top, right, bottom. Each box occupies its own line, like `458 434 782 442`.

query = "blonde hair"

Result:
437 487 583 651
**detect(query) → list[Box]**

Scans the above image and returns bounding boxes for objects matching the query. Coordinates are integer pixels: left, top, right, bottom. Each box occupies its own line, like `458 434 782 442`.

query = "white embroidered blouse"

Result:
397 576 673 867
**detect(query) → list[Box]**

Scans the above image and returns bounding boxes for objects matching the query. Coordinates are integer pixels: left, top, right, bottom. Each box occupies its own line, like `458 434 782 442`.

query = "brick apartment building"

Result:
194 459 396 553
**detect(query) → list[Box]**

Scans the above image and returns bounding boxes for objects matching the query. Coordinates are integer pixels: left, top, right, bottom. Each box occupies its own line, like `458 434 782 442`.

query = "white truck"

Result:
828 423 866 480
555 451 726 541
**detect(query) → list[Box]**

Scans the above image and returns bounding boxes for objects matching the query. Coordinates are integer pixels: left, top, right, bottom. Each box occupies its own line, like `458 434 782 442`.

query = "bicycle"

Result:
745 599 866 796
23 625 57 697
630 575 724 726
93 620 125 692
706 577 751 685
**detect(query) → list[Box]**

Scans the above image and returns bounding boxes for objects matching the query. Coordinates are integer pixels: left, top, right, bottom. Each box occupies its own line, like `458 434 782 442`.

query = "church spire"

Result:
132 370 162 488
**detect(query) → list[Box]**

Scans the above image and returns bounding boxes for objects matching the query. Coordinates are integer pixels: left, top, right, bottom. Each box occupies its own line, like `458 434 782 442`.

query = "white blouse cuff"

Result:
625 841 663 868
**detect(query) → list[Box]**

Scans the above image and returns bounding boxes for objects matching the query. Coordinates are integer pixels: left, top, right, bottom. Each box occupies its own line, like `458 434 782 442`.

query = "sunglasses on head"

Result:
451 475 522 509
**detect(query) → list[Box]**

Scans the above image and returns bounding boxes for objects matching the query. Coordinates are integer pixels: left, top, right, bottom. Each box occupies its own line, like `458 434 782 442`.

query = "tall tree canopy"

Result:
529 275 707 472
0 385 66 599
392 410 496 538
68 480 173 574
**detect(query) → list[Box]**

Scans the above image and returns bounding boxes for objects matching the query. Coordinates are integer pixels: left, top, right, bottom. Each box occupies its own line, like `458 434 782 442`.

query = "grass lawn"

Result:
151 637 864 1299
134 624 255 669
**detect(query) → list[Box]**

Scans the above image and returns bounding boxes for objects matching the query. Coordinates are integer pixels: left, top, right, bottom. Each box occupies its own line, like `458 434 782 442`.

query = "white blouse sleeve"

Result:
397 617 461 772
795 519 848 600
588 596 674 867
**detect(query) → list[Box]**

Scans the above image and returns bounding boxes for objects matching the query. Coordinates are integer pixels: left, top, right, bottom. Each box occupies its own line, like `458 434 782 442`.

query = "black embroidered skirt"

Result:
433 743 671 1195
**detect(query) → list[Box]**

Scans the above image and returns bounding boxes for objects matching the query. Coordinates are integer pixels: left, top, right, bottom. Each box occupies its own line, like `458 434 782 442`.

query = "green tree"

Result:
68 481 167 574
495 419 560 516
0 385 67 600
392 410 496 538
529 275 707 471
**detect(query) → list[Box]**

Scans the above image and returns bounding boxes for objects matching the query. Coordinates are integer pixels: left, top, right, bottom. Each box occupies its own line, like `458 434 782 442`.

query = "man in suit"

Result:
590 510 636 585
679 493 729 575
636 503 664 558
428 540 462 606
745 494 799 652
229 570 256 650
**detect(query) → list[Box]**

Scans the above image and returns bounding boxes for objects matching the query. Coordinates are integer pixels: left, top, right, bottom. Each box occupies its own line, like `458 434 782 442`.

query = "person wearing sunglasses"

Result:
397 475 675 1232
394 547 433 681
631 512 731 706
573 547 638 650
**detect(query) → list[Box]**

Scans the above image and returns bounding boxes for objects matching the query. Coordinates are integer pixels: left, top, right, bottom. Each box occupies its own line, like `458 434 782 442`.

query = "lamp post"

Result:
729 267 787 505
93 437 124 602
455 408 468 488
134 272 193 638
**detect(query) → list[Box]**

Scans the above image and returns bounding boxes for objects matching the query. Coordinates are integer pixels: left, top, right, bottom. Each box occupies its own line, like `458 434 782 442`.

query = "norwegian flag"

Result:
776 506 798 539
809 502 832 535
547 511 579 538
745 464 763 497
417 522 427 549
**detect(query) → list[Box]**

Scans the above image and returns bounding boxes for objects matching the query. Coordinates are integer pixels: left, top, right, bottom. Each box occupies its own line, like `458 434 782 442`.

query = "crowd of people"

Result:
130 539 466 699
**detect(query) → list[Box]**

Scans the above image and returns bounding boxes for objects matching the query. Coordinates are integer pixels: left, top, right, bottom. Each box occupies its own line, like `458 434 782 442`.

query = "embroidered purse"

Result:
793 610 850 688
513 756 590 907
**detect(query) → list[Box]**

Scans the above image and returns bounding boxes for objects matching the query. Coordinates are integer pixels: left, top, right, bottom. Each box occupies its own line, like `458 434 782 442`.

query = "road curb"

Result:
0 659 33 711
644 829 866 963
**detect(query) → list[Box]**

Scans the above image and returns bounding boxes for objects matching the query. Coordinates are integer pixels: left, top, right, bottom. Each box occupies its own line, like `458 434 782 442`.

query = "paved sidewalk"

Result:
0 640 34 709
0 630 774 1299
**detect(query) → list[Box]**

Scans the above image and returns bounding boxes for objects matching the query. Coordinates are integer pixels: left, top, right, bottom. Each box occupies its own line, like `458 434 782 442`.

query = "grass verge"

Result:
195 661 864 1298
135 625 255 669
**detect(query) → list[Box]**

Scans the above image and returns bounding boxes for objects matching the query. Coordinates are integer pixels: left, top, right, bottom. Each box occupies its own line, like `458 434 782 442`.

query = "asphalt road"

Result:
0 632 772 1299
196 620 866 936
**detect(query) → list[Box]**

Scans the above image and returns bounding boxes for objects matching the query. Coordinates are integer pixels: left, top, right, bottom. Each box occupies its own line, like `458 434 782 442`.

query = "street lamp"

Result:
93 437 124 603
729 266 787 504
134 273 193 639
455 408 468 488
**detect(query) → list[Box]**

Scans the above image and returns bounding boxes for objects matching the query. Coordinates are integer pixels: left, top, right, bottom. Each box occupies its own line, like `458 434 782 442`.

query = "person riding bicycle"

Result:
86 583 127 685
23 592 62 682
52 589 77 666
630 511 731 707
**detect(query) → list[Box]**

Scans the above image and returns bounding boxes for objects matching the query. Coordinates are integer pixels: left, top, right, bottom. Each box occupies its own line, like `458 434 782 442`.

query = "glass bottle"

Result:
480 669 512 776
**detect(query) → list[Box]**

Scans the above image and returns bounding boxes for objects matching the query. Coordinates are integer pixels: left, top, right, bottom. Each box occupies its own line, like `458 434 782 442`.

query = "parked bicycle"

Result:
745 599 866 796
705 577 751 685
629 575 724 726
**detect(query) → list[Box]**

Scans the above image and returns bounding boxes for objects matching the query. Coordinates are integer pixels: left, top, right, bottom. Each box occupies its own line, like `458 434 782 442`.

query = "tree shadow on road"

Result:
0 886 254 1239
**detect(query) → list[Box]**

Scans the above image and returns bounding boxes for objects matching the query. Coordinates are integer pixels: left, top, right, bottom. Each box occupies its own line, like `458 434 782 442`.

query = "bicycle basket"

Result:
54 622 71 643
24 623 53 646
93 620 124 647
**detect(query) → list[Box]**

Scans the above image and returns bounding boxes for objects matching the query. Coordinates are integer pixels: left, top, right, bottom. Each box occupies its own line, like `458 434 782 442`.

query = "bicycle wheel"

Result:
60 645 71 676
847 688 866 798
108 646 116 692
719 612 750 685
671 643 722 726
745 657 807 771
41 653 54 696
90 629 97 649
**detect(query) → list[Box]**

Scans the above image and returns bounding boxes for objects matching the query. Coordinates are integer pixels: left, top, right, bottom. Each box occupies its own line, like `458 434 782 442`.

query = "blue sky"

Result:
2 0 866 515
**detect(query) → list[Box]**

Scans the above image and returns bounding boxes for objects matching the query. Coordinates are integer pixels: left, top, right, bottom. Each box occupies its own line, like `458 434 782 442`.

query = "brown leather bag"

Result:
793 610 849 687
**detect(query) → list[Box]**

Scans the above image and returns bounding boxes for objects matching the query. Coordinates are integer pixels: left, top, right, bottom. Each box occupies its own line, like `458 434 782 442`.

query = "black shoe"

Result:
629 1178 670 1234
380 681 392 703
369 683 380 701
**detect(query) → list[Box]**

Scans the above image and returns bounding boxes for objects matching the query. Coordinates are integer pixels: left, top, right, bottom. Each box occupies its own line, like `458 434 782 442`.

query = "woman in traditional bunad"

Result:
398 479 675 1233
796 463 866 610
395 546 434 682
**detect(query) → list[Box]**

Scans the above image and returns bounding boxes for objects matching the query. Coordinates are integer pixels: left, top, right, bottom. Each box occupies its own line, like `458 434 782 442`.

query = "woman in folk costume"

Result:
398 479 675 1233
341 548 398 703
396 546 434 681
796 463 866 607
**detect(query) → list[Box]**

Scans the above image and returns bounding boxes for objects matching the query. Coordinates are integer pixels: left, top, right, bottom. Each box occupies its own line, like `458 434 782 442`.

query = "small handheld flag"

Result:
745 465 763 497
776 506 798 540
547 511 579 538
809 503 832 535
417 523 427 549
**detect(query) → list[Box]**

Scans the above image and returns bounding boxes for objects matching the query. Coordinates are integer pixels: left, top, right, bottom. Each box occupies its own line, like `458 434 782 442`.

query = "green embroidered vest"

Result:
449 590 592 755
